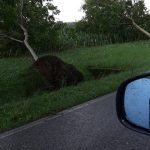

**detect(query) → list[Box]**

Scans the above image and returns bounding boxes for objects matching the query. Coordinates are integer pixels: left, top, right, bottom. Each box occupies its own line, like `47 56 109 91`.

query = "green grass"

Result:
0 41 150 132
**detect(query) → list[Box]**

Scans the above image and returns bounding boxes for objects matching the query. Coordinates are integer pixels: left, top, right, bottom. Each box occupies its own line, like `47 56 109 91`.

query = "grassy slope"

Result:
0 41 150 132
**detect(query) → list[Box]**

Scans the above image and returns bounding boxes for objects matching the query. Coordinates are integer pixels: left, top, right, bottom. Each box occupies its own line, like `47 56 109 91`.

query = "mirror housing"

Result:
116 72 150 136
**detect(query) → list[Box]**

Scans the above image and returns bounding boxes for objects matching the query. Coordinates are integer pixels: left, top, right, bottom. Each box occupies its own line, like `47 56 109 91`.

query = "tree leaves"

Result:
80 0 150 40
0 0 60 53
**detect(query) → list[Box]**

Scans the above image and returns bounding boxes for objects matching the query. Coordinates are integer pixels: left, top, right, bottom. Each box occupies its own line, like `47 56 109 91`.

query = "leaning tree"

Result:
122 0 150 38
0 0 60 60
0 0 83 91
81 0 150 40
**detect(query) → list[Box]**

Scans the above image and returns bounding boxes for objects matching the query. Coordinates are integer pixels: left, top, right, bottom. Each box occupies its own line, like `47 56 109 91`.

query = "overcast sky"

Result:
52 0 150 22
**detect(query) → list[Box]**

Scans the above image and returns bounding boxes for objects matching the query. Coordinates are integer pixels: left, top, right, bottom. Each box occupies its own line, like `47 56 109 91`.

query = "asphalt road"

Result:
0 92 150 150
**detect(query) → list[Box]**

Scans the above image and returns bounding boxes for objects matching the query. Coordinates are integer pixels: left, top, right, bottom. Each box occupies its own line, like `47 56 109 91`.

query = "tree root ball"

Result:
33 55 84 90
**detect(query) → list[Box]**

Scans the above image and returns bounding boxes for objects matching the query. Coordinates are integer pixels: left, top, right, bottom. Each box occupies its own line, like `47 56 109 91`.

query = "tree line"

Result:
0 0 150 57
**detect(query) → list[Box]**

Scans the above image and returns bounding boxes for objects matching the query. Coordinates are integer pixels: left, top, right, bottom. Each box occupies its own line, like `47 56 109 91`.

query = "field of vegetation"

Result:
0 41 150 132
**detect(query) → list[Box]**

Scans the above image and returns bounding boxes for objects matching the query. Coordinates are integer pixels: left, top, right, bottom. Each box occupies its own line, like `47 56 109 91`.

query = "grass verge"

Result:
0 41 150 132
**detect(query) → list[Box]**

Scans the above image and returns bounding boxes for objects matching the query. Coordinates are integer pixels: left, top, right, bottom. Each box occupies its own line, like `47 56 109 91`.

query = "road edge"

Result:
0 92 116 139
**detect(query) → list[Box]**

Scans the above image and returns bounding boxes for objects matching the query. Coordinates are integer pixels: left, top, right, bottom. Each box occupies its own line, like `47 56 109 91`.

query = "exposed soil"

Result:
34 55 84 90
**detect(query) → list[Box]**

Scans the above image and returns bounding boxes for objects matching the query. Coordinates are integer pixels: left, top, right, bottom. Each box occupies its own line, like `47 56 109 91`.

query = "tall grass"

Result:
57 28 147 51
0 29 147 58
57 31 121 51
0 41 150 131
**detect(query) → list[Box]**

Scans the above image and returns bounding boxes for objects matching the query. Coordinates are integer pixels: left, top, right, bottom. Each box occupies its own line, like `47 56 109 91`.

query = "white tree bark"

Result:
0 0 39 61
20 24 38 61
20 0 38 61
126 16 150 38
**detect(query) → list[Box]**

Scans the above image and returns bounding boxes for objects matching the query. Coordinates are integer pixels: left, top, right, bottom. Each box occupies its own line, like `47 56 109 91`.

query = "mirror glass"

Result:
124 77 150 130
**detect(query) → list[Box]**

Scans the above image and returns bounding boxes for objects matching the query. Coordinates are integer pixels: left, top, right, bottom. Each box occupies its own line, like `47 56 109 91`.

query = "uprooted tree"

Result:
0 0 83 91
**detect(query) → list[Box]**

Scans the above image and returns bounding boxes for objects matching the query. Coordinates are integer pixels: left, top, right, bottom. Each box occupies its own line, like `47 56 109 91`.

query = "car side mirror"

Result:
116 73 150 136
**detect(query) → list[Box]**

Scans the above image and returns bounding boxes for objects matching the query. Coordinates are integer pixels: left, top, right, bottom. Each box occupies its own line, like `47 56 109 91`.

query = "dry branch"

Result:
20 24 38 61
0 0 39 61
0 34 23 43
20 0 38 61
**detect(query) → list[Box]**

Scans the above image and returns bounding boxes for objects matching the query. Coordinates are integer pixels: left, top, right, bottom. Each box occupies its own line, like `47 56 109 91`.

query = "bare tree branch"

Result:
20 0 38 61
126 16 150 38
0 33 23 43
20 24 38 61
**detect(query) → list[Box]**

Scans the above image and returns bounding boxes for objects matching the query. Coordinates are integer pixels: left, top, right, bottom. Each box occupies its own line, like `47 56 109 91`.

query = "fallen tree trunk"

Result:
126 16 150 38
20 24 38 61
20 0 38 61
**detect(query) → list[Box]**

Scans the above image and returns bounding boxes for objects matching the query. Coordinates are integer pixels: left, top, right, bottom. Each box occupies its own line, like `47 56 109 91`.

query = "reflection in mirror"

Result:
124 77 150 130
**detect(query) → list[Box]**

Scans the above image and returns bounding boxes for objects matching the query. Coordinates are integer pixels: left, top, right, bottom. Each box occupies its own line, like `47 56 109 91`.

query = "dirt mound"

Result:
34 55 84 90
